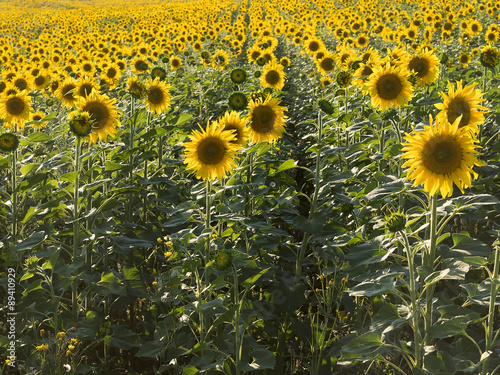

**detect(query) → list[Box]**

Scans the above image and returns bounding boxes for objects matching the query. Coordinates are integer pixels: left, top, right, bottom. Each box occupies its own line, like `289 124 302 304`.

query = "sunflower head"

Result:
228 91 248 111
366 63 414 110
230 68 247 84
183 121 240 181
68 111 94 137
0 132 19 152
261 62 286 91
214 110 249 147
480 46 500 68
246 95 287 144
145 78 171 114
435 81 487 134
151 66 167 81
127 77 147 99
76 90 121 144
214 250 233 271
0 91 32 127
402 115 483 198
336 71 352 88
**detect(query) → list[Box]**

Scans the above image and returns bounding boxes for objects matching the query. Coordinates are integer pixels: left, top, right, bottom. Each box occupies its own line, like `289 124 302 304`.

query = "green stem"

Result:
128 99 136 223
72 136 82 322
244 152 253 217
401 230 422 370
424 194 438 346
11 146 17 243
481 246 500 375
233 264 241 375
294 110 323 286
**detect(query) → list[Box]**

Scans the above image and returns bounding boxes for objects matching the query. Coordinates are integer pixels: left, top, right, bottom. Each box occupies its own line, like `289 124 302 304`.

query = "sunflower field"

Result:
2 0 500 373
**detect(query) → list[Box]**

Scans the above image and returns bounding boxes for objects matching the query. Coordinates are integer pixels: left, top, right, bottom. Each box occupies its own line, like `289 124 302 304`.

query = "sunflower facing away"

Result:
402 115 483 198
144 78 171 114
435 80 487 134
0 90 33 127
246 95 287 144
260 62 286 91
183 121 240 181
366 63 413 110
214 111 249 147
76 90 121 144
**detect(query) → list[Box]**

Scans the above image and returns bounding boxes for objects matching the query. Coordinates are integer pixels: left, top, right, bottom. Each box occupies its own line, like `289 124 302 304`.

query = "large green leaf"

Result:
237 349 276 371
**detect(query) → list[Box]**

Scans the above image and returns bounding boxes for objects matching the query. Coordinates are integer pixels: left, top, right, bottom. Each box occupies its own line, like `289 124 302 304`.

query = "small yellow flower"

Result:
165 241 173 249
68 345 75 350
39 329 45 336
57 332 66 341
157 237 163 243
152 281 158 287
36 344 49 351
66 350 71 356
165 251 173 258
71 338 78 344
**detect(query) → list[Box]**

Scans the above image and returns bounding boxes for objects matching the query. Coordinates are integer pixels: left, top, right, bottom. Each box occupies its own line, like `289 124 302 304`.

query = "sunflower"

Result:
151 66 167 81
0 132 19 152
33 71 51 91
214 110 249 147
183 121 240 180
316 54 335 75
76 90 121 144
405 49 439 86
480 45 500 68
127 76 146 99
230 68 247 84
246 95 287 144
366 63 413 110
320 76 333 88
485 30 499 44
57 77 78 107
219 89 243 110
468 20 482 35
75 76 100 98
212 49 229 70
101 63 121 87
12 75 31 92
401 115 483 198
304 37 325 55
336 71 352 88
458 52 471 67
260 62 286 91
131 56 149 74
30 111 47 129
169 55 182 70
355 34 370 49
144 77 171 114
0 91 32 127
435 81 487 134
280 56 291 67
68 110 94 137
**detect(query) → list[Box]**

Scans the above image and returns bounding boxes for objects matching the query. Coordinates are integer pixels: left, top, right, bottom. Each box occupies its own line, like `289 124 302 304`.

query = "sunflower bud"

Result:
214 250 233 271
384 211 407 233
68 111 94 137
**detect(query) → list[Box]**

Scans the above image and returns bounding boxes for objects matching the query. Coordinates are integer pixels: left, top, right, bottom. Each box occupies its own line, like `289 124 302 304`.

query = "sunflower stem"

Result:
205 179 212 280
72 135 82 322
233 263 241 375
400 230 422 370
481 245 500 375
128 98 136 223
244 152 253 217
11 141 17 243
424 193 438 346
295 109 323 287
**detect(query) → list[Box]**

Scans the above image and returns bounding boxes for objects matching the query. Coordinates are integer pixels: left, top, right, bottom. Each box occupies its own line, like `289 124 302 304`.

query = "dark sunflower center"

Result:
488 33 496 41
83 63 92 72
197 137 225 164
251 105 276 133
409 57 430 78
33 115 42 121
361 66 373 77
472 24 479 32
34 76 45 86
309 41 320 52
148 87 164 104
422 135 463 175
107 68 117 78
83 101 109 130
358 37 367 45
460 55 469 63
376 74 403 100
447 97 471 127
6 97 25 116
320 58 334 71
14 79 28 91
172 59 180 67
265 70 280 85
